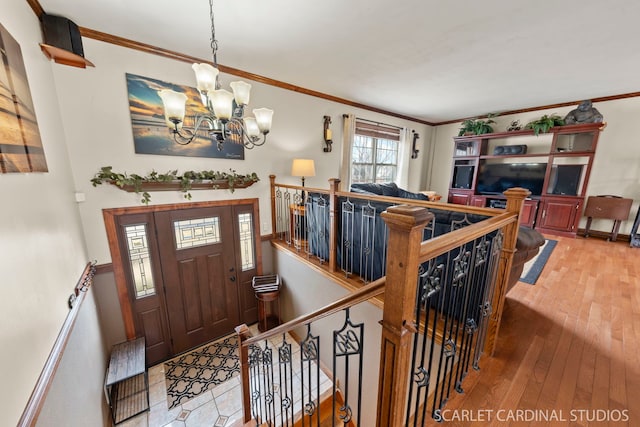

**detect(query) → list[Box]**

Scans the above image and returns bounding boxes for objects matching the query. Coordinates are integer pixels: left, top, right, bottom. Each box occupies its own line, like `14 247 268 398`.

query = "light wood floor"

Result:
438 235 640 426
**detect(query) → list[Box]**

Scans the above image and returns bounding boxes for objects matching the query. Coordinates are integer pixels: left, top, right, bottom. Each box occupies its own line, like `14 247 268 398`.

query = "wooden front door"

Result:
109 200 260 365
155 206 241 354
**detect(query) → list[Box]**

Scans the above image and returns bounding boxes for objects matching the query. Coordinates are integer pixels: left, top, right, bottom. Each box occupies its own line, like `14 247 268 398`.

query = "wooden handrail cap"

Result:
381 205 434 228
503 187 531 199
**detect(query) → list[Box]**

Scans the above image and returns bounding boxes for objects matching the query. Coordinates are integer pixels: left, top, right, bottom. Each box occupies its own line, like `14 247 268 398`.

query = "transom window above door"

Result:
173 216 221 249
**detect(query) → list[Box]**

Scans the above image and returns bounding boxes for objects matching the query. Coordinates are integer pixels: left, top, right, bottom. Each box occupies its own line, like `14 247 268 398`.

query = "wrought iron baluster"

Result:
316 196 329 263
300 324 320 427
284 190 292 244
451 238 482 394
305 195 314 259
360 202 377 283
406 261 444 425
332 308 364 426
278 334 294 426
456 236 490 388
261 341 275 426
249 344 263 423
341 198 354 278
275 187 284 240
433 247 470 413
474 231 503 369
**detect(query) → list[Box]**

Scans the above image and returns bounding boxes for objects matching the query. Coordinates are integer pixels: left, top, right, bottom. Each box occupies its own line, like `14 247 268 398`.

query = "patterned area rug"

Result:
520 239 558 285
164 334 239 409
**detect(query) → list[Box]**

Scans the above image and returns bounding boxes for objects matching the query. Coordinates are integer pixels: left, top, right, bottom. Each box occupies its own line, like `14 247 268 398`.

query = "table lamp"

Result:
291 159 316 187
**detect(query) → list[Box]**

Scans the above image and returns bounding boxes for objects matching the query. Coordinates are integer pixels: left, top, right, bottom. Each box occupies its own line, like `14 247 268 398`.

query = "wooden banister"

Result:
417 211 517 262
484 187 529 355
376 205 434 427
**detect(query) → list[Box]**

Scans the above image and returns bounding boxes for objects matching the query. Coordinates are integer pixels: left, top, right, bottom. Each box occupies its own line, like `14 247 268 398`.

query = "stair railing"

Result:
236 278 385 426
260 179 527 425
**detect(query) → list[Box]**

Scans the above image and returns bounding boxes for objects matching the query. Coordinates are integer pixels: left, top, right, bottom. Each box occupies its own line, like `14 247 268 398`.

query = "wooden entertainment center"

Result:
448 122 605 236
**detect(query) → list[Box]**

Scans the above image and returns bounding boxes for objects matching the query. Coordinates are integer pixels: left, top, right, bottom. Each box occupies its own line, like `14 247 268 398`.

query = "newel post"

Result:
484 187 529 355
328 178 341 272
377 205 433 427
269 174 277 238
235 324 252 423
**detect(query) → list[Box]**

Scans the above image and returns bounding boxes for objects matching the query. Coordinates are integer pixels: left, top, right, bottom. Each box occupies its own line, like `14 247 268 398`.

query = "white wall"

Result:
0 1 93 424
428 100 640 234
35 286 110 427
50 38 432 264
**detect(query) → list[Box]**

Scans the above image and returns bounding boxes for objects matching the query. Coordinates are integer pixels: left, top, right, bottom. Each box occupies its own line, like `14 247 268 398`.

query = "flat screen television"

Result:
476 162 547 196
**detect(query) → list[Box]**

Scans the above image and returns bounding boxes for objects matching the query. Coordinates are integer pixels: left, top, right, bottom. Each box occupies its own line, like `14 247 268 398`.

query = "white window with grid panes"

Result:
350 120 400 184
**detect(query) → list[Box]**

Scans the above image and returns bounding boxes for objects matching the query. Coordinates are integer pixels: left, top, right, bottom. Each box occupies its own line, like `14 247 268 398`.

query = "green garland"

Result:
91 166 259 204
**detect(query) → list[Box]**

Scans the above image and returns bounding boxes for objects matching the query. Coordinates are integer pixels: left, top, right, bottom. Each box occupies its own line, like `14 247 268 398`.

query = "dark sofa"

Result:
345 182 545 291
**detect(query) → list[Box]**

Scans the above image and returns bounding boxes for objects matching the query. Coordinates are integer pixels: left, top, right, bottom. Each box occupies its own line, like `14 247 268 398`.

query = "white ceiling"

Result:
40 0 640 123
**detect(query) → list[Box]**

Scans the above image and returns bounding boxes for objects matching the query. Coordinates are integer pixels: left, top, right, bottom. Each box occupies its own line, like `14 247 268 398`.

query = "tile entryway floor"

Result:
119 361 245 427
120 326 331 427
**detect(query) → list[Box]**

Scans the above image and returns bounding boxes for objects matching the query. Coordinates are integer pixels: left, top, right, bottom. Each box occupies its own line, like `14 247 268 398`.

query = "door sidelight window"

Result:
124 224 156 298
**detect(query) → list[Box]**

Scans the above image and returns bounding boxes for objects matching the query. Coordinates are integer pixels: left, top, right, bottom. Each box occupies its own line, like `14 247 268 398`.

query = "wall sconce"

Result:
323 115 333 152
411 130 420 159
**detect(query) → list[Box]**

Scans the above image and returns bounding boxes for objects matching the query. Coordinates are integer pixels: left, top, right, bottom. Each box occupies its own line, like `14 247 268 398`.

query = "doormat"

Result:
164 334 239 410
519 239 558 285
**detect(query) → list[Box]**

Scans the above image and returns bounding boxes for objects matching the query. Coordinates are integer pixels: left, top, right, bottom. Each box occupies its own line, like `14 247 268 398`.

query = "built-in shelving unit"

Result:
448 122 605 236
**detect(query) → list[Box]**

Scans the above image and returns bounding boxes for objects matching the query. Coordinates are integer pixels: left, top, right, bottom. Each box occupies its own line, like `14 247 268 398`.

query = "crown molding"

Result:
24 0 640 127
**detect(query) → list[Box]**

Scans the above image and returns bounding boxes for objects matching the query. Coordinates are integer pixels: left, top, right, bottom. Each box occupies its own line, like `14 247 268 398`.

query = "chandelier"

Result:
158 0 273 150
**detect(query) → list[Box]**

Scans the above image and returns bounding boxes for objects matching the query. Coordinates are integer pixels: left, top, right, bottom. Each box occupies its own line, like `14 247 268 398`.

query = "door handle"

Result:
229 276 236 282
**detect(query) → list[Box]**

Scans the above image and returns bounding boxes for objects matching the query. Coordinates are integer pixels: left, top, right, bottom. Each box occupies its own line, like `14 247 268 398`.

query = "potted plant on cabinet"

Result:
525 114 565 136
458 115 496 136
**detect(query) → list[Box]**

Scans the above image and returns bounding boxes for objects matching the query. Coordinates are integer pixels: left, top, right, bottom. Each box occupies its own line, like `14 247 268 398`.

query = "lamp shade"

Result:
158 89 187 128
230 81 251 106
192 63 218 94
210 89 234 120
243 117 260 138
291 159 316 178
253 108 274 133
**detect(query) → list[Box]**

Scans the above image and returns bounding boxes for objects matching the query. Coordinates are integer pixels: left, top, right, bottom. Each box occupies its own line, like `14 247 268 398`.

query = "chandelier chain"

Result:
208 0 219 67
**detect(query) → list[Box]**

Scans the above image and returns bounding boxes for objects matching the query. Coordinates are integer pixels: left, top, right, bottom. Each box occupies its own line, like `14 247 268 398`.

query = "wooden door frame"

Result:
103 198 262 340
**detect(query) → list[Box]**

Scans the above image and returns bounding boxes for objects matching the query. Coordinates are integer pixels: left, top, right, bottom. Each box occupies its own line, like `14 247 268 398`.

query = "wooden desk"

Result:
583 195 633 242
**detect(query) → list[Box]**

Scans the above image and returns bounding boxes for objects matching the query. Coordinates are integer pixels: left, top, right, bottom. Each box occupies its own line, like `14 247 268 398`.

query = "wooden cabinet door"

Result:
470 195 487 207
537 197 581 235
520 200 539 227
448 191 472 205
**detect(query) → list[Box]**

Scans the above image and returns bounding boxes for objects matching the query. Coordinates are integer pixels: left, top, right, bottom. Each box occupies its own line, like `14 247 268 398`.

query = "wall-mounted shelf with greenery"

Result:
91 167 259 204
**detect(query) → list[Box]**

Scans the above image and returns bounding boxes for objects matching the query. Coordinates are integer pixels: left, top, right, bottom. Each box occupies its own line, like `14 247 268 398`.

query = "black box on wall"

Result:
41 13 85 58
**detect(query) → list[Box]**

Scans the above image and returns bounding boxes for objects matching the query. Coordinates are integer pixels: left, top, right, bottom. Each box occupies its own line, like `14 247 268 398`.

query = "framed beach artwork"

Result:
0 23 47 173
126 73 244 160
